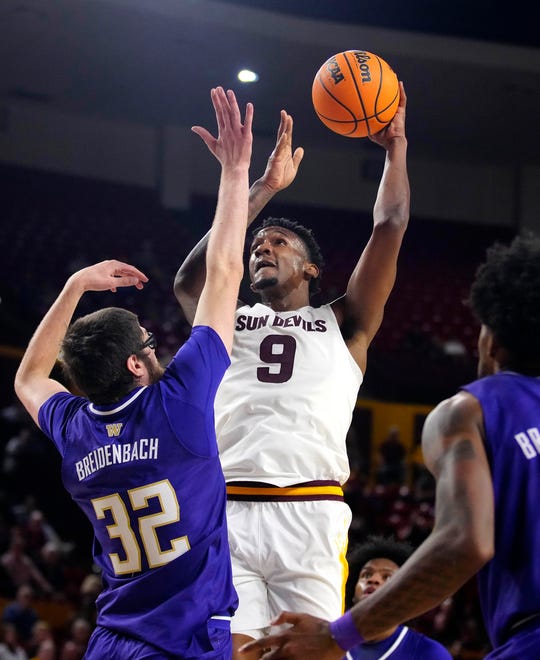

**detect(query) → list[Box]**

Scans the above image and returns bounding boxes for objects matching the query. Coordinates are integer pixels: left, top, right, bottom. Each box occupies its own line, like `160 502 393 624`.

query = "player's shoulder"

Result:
40 390 85 420
407 628 452 658
427 390 482 427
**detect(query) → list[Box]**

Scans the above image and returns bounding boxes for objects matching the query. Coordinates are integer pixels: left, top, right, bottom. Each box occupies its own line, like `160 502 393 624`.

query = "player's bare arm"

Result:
240 389 494 658
340 392 494 638
333 82 409 373
14 260 148 426
189 87 252 353
350 392 494 626
174 109 303 324
345 391 495 634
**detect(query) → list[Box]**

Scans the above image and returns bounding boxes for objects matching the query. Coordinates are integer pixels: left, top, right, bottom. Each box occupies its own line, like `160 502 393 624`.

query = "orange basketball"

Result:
312 50 399 138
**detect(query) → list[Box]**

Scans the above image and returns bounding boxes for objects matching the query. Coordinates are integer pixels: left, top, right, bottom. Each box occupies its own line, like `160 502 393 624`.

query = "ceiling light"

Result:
237 69 259 83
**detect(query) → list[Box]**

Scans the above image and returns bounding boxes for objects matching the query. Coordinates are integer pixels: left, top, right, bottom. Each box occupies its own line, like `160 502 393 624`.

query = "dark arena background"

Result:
1 1 539 657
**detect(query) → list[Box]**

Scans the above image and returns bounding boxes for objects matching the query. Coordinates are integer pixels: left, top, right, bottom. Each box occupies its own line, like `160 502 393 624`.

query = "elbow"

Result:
430 512 494 578
469 532 495 568
374 205 410 234
14 368 25 397
14 371 28 406
465 505 495 568
173 270 187 299
448 524 494 573
173 269 197 308
173 279 183 304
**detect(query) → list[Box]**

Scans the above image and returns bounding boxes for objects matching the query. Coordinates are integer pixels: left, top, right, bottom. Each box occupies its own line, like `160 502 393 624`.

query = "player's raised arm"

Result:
14 260 148 426
174 109 304 325
334 82 410 373
189 87 252 353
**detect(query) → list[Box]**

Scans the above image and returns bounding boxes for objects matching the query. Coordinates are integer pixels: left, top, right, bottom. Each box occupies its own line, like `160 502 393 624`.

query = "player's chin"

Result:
252 276 279 291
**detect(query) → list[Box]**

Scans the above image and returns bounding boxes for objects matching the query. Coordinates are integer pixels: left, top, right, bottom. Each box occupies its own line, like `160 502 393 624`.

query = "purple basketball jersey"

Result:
38 326 237 658
462 371 540 649
346 625 452 659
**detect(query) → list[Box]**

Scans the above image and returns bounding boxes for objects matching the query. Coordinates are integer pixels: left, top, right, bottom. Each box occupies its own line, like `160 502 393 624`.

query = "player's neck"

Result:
371 625 400 643
260 290 311 312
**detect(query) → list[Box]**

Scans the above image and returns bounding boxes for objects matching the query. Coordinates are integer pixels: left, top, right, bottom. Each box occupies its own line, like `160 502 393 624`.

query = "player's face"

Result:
477 324 497 378
354 558 399 602
248 227 311 293
139 329 165 383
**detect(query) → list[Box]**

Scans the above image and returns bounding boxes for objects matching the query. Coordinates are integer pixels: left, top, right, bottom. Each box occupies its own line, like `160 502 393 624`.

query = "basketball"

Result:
312 50 399 138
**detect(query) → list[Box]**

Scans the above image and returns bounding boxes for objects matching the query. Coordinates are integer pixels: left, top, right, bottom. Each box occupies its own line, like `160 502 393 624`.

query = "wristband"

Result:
328 611 364 651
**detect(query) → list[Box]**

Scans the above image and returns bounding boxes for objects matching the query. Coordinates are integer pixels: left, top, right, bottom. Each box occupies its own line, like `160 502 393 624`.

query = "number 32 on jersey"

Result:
91 479 189 575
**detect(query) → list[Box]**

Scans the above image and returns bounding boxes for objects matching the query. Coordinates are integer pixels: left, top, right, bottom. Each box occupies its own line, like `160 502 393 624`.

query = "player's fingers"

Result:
239 635 281 655
276 109 288 140
112 263 149 282
260 647 285 659
273 131 288 153
271 611 303 626
110 275 146 290
191 126 217 151
217 87 234 132
286 113 295 137
212 87 230 132
243 102 254 134
398 81 407 106
292 147 304 168
226 89 242 126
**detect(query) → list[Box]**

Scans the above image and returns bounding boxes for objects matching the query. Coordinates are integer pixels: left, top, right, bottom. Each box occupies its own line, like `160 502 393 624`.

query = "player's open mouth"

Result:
255 260 276 272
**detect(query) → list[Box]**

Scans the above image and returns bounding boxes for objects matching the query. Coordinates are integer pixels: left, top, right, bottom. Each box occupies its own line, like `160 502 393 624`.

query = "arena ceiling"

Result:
1 0 539 165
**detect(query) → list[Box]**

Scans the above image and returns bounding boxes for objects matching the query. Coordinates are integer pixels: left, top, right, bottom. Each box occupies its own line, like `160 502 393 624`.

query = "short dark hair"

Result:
61 307 144 404
345 535 414 608
252 217 325 295
469 233 540 367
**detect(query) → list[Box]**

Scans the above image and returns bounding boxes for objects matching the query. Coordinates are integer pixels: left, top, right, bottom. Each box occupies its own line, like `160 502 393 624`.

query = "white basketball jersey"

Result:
214 303 363 485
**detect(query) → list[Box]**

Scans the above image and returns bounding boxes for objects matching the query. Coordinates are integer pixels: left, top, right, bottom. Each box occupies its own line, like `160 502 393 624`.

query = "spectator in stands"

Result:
375 425 407 486
26 621 55 660
58 641 79 660
76 574 101 627
0 622 27 660
21 512 63 566
59 618 91 660
0 533 52 598
29 639 55 660
1 585 38 651
37 543 66 600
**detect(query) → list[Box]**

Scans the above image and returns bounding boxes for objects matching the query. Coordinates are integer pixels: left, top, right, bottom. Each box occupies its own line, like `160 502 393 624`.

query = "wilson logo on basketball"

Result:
353 51 372 83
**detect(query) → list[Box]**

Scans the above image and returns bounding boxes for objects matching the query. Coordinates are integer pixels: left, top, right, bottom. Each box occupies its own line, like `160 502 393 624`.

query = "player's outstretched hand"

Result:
369 81 407 148
239 612 344 660
192 86 253 170
69 260 148 294
258 110 304 195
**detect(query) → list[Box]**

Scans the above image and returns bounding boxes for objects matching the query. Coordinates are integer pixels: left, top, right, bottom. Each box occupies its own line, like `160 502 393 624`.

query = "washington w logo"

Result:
106 423 123 438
